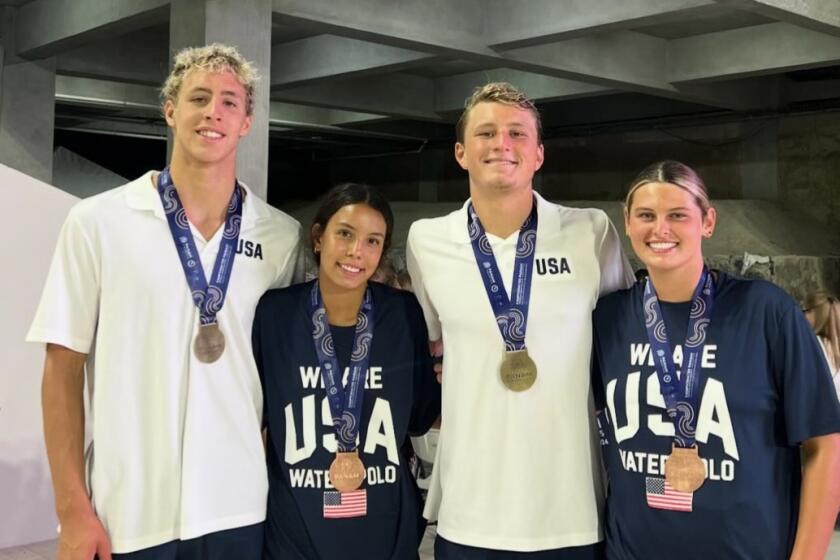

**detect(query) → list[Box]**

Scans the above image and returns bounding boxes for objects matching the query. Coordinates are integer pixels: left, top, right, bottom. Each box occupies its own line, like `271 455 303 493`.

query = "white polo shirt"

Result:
406 192 634 552
27 171 302 553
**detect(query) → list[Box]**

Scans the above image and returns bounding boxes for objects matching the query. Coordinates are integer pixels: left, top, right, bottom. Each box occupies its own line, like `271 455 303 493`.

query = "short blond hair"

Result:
161 43 259 116
455 82 542 144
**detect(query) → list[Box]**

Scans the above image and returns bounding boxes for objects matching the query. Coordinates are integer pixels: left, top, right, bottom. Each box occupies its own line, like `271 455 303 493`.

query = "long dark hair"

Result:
310 182 394 263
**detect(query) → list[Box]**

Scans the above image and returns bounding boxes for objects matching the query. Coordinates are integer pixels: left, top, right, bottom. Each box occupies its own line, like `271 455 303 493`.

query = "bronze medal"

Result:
664 444 706 493
329 450 366 492
193 323 225 363
499 348 538 392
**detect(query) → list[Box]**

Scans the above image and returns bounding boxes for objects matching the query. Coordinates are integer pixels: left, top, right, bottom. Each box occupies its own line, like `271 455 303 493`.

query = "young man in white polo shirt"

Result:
27 44 301 560
406 82 634 559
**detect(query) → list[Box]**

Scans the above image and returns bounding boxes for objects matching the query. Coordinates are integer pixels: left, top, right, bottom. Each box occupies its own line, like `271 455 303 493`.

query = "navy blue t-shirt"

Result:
592 272 840 560
252 280 441 560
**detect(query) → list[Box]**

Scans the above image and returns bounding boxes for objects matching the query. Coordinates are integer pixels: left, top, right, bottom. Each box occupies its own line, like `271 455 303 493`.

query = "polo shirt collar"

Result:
124 169 268 229
447 190 561 244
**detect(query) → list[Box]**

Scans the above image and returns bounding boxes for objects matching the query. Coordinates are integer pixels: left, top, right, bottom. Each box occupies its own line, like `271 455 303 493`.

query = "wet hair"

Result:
455 82 542 144
625 160 712 216
310 183 394 264
161 43 259 116
803 291 840 369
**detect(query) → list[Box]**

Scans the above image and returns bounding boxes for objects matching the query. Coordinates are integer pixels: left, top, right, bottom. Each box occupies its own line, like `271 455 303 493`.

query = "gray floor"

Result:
2 527 840 559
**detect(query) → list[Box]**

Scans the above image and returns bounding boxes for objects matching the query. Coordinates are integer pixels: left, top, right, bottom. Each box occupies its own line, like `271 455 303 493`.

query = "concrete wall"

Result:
778 112 840 231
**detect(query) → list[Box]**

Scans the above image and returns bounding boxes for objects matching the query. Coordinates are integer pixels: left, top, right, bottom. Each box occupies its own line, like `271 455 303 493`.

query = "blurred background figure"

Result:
803 291 840 402
372 254 398 287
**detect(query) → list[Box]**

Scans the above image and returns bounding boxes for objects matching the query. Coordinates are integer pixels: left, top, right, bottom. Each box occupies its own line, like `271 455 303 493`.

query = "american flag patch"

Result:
645 477 693 512
323 489 367 518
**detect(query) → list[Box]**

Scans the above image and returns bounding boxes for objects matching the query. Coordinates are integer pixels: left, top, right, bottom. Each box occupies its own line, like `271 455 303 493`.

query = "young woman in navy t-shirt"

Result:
252 183 440 559
592 161 840 560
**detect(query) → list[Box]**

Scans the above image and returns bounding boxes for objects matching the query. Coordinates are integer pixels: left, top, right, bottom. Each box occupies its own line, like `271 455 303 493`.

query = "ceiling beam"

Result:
16 0 169 58
485 0 716 49
716 0 840 36
271 34 435 88
435 68 612 113
669 22 840 83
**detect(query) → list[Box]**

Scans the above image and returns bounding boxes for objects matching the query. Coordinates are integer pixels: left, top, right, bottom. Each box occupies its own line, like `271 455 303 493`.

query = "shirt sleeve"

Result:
405 223 442 341
271 222 305 289
773 302 840 445
405 293 441 436
597 213 635 296
26 204 100 353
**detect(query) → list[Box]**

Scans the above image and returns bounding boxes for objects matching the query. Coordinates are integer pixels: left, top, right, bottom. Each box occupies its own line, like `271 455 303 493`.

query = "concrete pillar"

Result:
169 0 272 198
0 8 56 184
739 119 779 201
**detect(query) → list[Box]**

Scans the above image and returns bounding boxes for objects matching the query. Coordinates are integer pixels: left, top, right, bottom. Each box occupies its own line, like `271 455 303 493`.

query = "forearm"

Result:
790 434 840 560
41 344 92 521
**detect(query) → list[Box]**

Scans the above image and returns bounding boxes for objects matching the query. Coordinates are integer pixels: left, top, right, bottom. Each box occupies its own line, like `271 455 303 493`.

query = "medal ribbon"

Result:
643 267 715 448
467 200 538 351
157 167 243 327
310 282 375 452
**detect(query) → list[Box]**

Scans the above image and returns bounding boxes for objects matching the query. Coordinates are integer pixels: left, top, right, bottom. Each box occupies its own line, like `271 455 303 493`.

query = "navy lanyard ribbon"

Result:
467 201 538 351
310 282 375 452
643 268 715 448
157 167 243 327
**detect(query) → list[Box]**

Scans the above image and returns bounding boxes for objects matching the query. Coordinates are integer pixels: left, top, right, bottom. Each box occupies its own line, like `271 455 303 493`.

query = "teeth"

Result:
340 264 361 273
198 130 222 138
649 242 677 250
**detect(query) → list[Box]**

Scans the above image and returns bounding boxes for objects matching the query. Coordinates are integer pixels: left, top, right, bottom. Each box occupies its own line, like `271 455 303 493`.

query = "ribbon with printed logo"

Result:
309 282 375 452
643 268 715 448
157 167 242 362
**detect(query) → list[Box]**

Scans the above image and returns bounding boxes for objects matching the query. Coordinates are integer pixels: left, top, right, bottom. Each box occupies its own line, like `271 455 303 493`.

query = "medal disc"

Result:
193 323 225 363
664 444 706 493
499 349 538 391
329 450 366 492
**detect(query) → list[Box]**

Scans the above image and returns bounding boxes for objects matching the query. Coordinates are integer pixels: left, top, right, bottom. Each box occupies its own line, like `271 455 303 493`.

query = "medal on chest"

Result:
310 282 375 492
193 322 225 363
157 168 243 364
468 201 539 391
643 269 715 496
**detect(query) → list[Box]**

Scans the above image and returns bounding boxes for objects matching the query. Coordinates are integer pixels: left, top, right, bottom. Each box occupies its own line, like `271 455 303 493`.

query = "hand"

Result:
57 510 112 560
429 339 443 384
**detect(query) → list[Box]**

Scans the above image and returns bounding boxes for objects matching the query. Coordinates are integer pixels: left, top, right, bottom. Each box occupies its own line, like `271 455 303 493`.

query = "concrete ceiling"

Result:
9 0 840 147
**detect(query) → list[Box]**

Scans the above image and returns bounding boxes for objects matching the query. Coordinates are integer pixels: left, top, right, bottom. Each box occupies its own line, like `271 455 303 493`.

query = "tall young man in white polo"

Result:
406 82 634 559
27 44 301 560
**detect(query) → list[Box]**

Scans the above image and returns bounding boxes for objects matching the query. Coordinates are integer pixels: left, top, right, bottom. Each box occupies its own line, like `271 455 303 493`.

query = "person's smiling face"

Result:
625 181 716 277
455 101 544 195
314 204 387 292
164 69 252 167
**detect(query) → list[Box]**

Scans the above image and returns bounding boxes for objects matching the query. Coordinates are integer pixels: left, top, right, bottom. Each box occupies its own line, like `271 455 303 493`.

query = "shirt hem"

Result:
25 328 91 354
108 511 266 554
435 526 603 552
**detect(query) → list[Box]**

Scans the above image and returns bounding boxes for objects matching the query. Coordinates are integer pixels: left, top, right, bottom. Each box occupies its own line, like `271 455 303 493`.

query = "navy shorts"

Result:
435 535 606 560
106 522 263 560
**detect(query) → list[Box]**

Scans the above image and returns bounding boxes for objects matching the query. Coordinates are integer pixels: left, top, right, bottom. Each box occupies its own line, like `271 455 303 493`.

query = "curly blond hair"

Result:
455 82 542 144
161 43 259 116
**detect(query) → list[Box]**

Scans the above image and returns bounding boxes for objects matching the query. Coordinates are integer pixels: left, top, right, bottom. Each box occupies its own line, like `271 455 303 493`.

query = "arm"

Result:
790 433 840 560
42 344 111 560
597 212 635 295
407 296 442 436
